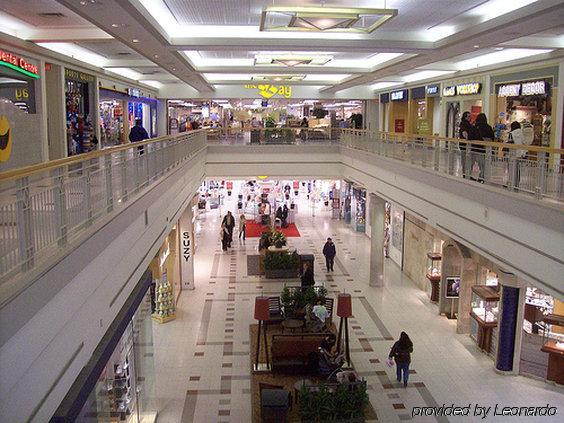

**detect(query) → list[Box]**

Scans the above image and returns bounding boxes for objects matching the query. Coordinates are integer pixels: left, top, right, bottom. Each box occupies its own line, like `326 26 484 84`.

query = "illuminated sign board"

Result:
244 84 292 99
498 84 521 97
0 49 39 79
390 89 407 101
442 86 456 97
127 88 140 98
65 68 94 82
521 80 545 96
442 82 481 96
426 84 440 96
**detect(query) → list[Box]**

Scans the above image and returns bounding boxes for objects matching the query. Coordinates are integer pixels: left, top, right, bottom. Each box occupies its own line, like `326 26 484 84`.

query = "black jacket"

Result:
389 341 413 364
301 268 315 287
129 125 149 143
323 242 336 258
471 123 494 153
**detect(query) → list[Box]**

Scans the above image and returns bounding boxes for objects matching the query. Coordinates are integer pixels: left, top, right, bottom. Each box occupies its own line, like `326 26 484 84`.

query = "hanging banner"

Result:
179 207 195 290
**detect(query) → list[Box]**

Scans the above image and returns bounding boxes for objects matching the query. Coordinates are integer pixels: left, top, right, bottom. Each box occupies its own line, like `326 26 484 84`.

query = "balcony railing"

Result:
340 129 563 202
0 130 205 290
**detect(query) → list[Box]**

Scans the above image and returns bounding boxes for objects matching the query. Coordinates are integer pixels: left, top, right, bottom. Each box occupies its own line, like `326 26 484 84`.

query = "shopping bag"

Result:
386 358 395 368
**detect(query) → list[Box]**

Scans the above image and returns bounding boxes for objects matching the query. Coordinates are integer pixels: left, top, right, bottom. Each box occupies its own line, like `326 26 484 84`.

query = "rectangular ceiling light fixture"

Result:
254 55 332 66
260 6 398 33
252 75 306 81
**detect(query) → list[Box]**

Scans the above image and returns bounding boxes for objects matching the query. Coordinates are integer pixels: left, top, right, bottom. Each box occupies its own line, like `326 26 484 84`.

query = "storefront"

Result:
65 68 96 155
492 68 557 146
99 87 157 148
519 287 564 383
387 203 404 268
149 227 181 318
380 89 408 133
0 47 45 170
351 186 366 232
442 78 485 138
54 271 158 422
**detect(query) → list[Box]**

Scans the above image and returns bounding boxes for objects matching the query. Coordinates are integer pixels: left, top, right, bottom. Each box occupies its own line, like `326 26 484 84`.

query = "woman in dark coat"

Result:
470 113 494 182
300 262 315 287
388 332 413 387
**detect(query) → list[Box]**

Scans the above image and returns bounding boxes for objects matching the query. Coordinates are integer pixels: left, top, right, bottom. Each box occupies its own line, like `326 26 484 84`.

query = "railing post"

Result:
15 176 34 270
507 149 517 189
484 146 493 183
410 138 416 164
433 139 440 171
104 154 114 212
447 142 454 175
120 150 128 202
464 147 472 178
52 167 67 246
84 166 93 225
536 151 547 199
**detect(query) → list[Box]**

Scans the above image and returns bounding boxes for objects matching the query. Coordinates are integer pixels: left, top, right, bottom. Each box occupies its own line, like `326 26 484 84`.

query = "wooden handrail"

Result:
0 130 205 183
339 128 564 155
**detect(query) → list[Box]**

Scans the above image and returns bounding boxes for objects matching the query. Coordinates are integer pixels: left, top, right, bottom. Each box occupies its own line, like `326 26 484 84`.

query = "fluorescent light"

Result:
469 0 538 22
142 80 163 89
183 51 253 68
402 70 455 83
0 11 31 37
333 52 403 68
304 74 351 82
455 48 552 70
37 42 109 67
370 81 401 90
106 67 143 80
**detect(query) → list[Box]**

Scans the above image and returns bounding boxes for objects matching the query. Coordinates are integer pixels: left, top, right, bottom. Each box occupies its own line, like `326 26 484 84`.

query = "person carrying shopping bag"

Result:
388 332 413 387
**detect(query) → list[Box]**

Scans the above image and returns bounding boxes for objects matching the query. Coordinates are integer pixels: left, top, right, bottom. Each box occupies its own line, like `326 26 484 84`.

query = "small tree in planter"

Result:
264 251 299 279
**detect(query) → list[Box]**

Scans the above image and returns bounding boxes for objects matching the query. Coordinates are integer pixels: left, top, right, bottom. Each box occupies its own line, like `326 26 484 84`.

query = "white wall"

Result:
0 150 205 422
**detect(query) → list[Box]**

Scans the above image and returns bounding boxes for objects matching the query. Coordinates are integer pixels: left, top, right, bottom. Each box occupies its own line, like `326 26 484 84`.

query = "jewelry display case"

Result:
540 314 564 385
470 285 500 353
426 252 441 302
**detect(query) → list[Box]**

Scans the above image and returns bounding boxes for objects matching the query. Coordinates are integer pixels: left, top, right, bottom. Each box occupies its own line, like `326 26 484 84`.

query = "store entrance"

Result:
446 102 460 138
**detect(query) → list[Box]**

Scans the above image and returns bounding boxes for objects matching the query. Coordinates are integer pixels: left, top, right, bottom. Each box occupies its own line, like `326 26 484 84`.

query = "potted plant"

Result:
264 251 299 279
271 230 287 249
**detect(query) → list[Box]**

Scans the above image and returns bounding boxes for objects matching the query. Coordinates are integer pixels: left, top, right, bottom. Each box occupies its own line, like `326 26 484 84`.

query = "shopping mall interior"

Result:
0 1 563 423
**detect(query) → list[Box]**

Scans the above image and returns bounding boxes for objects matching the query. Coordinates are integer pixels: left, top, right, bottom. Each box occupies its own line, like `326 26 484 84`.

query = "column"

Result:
44 63 67 160
178 205 195 290
365 99 379 131
495 270 522 373
157 98 167 136
368 193 386 287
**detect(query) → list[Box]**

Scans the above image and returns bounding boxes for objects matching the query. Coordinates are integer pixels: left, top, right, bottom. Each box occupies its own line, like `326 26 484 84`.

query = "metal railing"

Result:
205 127 340 144
339 129 563 202
0 130 206 284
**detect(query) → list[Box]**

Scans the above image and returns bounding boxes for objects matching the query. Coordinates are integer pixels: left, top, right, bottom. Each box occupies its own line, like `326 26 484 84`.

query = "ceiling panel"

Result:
77 40 146 60
163 0 487 32
0 0 92 27
196 50 380 61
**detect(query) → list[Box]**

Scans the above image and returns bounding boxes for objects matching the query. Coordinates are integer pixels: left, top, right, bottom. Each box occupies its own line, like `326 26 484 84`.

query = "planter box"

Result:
301 417 365 423
265 268 298 279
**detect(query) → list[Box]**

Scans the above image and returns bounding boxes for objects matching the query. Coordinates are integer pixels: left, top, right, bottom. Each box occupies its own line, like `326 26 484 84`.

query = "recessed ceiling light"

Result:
494 47 504 50
172 67 176 71
111 23 119 27
132 39 139 43
154 54 159 58
474 45 480 48
260 6 398 34
80 0 87 4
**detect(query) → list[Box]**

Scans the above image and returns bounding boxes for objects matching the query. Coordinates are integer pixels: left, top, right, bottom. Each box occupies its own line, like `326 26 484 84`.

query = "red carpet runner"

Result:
245 221 301 237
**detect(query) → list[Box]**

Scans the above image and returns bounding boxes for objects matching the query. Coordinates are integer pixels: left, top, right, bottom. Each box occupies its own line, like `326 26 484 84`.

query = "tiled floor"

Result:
151 193 563 423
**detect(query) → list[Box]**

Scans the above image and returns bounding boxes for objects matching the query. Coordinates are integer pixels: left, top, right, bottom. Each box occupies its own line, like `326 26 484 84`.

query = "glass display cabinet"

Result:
470 285 500 353
540 314 564 385
426 252 441 302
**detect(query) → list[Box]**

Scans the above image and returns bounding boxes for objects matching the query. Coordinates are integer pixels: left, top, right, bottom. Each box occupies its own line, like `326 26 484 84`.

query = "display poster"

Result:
446 277 461 298
417 119 430 135
179 207 195 290
389 204 404 268
353 187 366 232
394 119 405 133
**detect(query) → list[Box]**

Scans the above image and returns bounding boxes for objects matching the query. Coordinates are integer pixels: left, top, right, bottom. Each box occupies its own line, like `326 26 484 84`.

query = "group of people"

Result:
459 112 531 184
220 211 247 251
275 204 289 227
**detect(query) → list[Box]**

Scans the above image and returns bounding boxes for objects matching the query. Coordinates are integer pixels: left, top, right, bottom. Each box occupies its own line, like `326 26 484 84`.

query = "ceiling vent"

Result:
38 12 66 18
117 52 132 56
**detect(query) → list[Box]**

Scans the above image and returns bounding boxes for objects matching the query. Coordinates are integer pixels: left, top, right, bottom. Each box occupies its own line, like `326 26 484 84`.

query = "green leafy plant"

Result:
264 251 299 270
299 382 369 421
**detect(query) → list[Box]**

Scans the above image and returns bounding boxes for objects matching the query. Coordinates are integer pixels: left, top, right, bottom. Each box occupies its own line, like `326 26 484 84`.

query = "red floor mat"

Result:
245 221 301 237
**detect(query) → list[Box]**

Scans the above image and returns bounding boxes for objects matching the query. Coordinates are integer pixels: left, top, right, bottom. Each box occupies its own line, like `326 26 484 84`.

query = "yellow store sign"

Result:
244 84 292 99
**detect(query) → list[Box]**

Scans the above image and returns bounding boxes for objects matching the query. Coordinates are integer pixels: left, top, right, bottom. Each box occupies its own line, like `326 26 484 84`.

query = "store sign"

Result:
390 89 407 101
443 82 481 96
498 84 521 97
65 68 94 82
127 88 140 98
0 116 13 162
0 49 39 79
456 82 481 95
182 231 191 263
426 84 440 96
521 80 546 96
442 86 456 97
244 84 292 99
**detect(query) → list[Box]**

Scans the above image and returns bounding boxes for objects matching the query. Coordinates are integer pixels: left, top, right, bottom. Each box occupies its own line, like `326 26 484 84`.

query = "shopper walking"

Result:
470 113 494 182
458 111 474 178
322 237 336 272
388 332 413 387
238 214 246 241
129 118 149 155
301 262 315 287
222 211 235 247
220 225 230 252
507 121 527 189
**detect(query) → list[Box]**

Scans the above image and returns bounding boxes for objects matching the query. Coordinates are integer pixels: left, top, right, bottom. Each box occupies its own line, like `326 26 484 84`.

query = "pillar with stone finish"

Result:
496 279 521 372
368 193 386 287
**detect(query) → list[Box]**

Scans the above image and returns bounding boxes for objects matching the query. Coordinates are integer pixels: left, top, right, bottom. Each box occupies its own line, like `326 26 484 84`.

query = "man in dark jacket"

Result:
129 118 149 154
322 237 336 272
222 211 235 247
